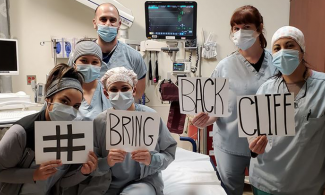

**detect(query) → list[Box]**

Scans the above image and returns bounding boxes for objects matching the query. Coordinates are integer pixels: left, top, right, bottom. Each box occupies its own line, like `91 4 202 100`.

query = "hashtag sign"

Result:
43 124 85 161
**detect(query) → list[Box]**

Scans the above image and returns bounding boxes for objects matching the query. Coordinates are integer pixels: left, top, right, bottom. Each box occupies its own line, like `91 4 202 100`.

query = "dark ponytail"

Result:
45 63 84 93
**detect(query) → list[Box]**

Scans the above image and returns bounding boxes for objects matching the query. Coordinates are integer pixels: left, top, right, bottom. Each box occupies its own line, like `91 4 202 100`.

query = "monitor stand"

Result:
0 76 13 93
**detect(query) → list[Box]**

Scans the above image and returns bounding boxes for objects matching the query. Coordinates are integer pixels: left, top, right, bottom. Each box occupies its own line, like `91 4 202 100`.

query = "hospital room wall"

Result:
9 0 290 150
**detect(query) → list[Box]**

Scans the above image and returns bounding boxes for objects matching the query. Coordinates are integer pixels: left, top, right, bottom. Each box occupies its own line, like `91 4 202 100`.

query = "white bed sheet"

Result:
162 147 227 195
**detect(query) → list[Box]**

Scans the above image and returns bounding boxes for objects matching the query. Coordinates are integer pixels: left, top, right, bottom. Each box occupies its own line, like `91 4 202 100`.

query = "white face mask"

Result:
47 102 78 121
232 29 259 50
109 91 134 110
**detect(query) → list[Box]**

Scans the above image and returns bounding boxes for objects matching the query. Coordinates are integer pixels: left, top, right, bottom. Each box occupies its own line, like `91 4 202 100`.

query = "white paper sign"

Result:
178 77 229 117
237 93 295 137
35 121 93 164
106 110 160 152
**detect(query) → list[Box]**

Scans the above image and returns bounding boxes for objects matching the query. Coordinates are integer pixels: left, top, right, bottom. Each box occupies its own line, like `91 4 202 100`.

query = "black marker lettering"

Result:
181 79 196 112
122 116 131 145
283 93 292 135
238 97 257 136
215 79 226 114
203 78 214 113
109 113 121 146
265 94 273 135
273 94 281 135
143 117 154 146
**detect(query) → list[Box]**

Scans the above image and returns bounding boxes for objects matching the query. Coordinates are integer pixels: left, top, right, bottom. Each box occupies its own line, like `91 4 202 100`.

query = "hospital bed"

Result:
162 147 227 195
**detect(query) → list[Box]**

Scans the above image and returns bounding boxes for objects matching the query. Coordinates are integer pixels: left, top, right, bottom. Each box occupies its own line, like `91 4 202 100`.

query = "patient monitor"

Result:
0 39 19 75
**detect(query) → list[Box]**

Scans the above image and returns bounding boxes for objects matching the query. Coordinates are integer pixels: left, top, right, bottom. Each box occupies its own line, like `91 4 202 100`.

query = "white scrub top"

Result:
75 81 111 121
100 41 147 80
211 50 277 156
250 71 325 195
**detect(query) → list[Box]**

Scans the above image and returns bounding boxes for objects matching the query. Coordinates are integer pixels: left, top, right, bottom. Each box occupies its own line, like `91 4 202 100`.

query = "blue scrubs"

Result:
90 104 177 195
100 41 147 80
75 81 111 121
211 50 276 195
250 71 325 195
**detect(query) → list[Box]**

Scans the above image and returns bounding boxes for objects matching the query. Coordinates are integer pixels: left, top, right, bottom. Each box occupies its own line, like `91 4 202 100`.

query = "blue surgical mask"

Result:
76 64 100 83
109 91 134 110
47 102 78 121
97 24 118 43
272 49 301 75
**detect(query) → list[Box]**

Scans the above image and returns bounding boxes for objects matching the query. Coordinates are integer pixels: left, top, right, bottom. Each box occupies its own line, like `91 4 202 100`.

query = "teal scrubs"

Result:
75 81 111 121
90 104 177 195
100 41 147 80
250 71 325 195
211 50 276 195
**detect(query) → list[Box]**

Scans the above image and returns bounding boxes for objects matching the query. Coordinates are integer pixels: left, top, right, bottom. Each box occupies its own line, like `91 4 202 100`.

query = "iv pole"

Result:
40 39 58 66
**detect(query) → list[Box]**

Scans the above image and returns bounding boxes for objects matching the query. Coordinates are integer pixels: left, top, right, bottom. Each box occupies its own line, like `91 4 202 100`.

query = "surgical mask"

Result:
232 29 258 50
76 64 100 83
97 24 118 43
109 91 134 110
272 49 301 75
47 102 78 121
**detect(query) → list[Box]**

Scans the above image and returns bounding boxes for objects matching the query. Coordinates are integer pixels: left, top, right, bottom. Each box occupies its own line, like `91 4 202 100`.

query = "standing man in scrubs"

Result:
68 39 111 121
249 26 325 195
191 6 276 195
93 3 147 100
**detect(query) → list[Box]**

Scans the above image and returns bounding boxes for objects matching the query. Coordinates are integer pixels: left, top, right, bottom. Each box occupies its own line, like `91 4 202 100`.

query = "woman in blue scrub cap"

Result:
249 26 325 195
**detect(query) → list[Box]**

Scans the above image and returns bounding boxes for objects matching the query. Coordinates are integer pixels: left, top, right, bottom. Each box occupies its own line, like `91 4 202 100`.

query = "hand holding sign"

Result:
107 149 127 167
191 112 210 128
249 136 268 154
81 151 98 175
33 160 62 181
131 150 151 165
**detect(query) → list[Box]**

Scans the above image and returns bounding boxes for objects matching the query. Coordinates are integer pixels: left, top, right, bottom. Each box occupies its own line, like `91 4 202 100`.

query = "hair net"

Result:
101 67 138 89
271 26 305 52
67 40 103 66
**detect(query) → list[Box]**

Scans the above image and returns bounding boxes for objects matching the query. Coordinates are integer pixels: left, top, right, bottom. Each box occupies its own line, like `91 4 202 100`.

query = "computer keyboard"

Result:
0 110 39 124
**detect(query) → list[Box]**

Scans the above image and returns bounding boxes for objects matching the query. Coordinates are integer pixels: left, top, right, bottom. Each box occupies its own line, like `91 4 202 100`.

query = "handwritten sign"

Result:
106 110 160 152
35 121 93 164
178 77 229 117
237 93 295 137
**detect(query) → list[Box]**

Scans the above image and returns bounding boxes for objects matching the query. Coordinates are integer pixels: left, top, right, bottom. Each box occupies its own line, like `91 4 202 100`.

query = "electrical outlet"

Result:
27 75 36 85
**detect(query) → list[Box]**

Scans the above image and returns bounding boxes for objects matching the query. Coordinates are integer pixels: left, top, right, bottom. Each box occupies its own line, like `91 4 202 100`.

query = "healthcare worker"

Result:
0 64 98 195
249 26 325 195
68 39 111 121
93 3 147 100
84 67 177 195
191 5 276 195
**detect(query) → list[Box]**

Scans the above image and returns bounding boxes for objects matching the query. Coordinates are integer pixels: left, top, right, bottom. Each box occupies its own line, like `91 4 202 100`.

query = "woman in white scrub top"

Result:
249 26 325 195
191 5 276 195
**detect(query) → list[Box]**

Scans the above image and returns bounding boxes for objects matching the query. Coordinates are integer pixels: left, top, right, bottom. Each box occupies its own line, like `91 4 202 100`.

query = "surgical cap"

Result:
46 77 83 98
271 26 305 52
67 40 103 66
101 67 138 89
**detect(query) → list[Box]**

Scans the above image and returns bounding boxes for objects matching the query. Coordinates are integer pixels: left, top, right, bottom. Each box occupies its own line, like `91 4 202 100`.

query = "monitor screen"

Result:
145 1 197 40
0 39 19 75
